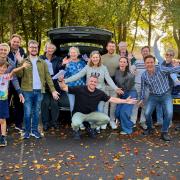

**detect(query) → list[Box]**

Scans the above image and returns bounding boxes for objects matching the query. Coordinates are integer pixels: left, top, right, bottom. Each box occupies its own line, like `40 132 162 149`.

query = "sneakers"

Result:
85 126 96 138
0 136 7 147
161 132 171 141
101 124 107 130
43 126 49 132
73 131 81 140
23 132 30 139
140 122 147 130
80 124 85 130
143 128 154 135
52 124 59 130
15 126 23 132
169 122 173 128
95 127 101 134
154 122 162 127
83 122 96 138
109 120 118 129
31 131 42 139
120 131 127 135
175 126 180 131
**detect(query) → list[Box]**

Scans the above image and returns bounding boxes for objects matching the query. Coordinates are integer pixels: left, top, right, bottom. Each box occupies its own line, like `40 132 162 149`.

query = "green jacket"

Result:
16 56 55 93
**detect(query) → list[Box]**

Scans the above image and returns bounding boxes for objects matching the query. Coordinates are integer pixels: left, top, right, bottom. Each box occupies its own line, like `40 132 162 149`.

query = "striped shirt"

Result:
130 60 146 84
140 65 180 100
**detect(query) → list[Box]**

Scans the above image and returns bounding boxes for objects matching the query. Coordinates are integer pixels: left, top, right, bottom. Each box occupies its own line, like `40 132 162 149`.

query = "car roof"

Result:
47 26 113 46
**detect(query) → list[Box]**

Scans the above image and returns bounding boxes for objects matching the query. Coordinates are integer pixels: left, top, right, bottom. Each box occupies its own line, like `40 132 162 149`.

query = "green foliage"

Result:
0 0 179 55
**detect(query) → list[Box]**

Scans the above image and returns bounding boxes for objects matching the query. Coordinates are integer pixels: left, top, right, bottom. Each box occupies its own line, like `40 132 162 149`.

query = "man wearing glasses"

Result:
154 35 180 86
16 40 59 139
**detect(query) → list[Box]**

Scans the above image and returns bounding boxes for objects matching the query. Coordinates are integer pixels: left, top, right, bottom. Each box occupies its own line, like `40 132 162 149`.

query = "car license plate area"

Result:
173 99 180 105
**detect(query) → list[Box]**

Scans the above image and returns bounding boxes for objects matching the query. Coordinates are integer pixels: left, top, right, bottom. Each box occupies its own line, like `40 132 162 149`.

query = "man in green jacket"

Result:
16 40 59 139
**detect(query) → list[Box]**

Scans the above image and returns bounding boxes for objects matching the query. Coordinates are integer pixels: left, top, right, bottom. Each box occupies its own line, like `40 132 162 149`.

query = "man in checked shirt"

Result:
139 55 180 141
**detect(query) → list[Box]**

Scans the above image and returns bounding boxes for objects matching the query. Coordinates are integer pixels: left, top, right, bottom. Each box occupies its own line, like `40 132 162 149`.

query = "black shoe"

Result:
161 132 171 141
86 127 96 138
0 136 7 147
43 126 49 132
83 121 96 138
143 128 154 135
175 126 180 131
83 121 91 128
73 131 81 140
53 124 59 130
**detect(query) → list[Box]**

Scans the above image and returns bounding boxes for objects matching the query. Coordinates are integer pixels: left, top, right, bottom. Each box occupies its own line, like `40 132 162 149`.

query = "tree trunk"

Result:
173 26 180 59
30 5 36 39
113 24 117 45
148 3 152 47
36 24 42 52
9 3 17 36
0 25 3 43
61 0 72 26
60 0 72 27
131 7 141 52
0 0 5 42
122 22 127 41
51 0 57 28
118 22 122 43
17 0 29 50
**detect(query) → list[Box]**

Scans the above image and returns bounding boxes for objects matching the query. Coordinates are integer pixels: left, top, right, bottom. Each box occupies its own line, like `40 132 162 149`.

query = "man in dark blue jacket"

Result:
40 42 64 131
8 34 26 131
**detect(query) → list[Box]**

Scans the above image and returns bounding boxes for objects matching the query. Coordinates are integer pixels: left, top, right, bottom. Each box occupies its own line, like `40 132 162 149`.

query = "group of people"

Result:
0 34 179 147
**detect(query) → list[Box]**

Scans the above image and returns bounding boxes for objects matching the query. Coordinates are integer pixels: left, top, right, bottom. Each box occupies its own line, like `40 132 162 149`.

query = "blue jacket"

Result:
40 55 64 93
8 47 26 66
6 58 21 94
8 47 26 93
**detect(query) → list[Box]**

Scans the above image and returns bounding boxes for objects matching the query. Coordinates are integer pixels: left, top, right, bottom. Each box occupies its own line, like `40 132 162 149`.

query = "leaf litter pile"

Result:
0 125 179 180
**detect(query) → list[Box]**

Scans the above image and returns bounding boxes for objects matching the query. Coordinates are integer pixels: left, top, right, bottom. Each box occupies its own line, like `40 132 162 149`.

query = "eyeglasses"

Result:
166 53 174 57
29 46 38 49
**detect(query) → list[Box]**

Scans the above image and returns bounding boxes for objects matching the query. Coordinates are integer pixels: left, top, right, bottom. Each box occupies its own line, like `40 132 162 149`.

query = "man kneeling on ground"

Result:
59 75 137 139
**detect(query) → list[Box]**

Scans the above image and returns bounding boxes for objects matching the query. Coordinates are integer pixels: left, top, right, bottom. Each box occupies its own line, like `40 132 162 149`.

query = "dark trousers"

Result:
41 92 59 128
8 87 24 128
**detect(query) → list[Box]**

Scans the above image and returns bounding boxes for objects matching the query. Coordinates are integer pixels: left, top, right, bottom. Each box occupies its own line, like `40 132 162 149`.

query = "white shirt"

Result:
31 57 41 89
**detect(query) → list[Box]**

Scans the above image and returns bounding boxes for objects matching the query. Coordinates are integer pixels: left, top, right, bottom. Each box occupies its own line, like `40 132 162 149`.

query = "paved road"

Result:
0 118 180 180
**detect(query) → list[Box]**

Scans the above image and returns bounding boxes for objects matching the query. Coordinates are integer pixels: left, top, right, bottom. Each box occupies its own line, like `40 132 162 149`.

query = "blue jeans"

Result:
97 101 105 113
115 90 137 134
145 91 173 132
67 93 75 113
156 104 163 124
23 90 43 133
